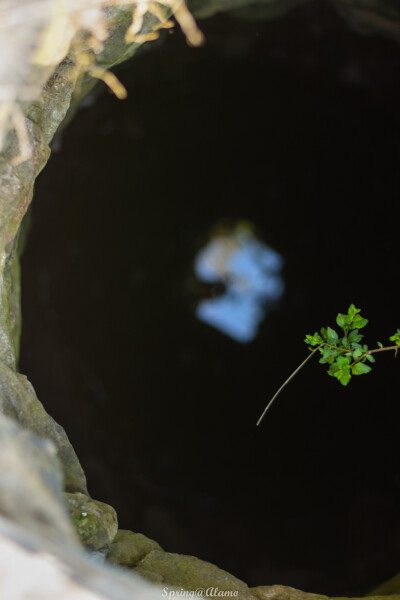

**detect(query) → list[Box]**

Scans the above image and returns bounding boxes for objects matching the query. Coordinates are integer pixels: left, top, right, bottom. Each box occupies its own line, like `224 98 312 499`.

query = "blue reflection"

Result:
194 223 284 343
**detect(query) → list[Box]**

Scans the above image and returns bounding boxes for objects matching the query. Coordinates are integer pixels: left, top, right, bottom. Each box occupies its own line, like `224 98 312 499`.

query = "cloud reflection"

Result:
194 222 284 343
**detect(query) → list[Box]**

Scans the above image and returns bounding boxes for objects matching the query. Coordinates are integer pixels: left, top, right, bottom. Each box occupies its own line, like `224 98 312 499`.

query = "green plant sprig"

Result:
257 304 400 426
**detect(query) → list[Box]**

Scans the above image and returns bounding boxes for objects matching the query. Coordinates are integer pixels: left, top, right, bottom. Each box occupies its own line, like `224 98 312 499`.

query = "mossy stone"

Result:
251 585 400 600
134 550 255 600
64 492 118 552
251 586 327 600
107 529 163 567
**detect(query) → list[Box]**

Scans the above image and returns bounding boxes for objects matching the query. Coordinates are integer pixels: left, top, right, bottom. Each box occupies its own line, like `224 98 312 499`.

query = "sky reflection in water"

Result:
194 223 284 343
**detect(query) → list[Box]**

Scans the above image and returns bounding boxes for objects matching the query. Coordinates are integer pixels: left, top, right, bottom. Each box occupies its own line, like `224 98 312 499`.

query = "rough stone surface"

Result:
0 515 163 600
0 1 183 497
108 529 163 568
0 412 77 545
65 492 118 553
251 586 327 600
0 359 88 494
250 586 400 600
134 550 255 600
0 4 196 593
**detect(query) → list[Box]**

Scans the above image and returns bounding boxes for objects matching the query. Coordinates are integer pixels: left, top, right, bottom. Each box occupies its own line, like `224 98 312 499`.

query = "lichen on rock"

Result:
64 492 118 554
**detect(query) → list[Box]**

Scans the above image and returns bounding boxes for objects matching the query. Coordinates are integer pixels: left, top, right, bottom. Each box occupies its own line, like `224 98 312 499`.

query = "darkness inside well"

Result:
20 2 400 596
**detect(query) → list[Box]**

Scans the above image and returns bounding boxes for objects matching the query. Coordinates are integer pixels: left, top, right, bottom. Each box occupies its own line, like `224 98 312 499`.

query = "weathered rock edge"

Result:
0 512 162 600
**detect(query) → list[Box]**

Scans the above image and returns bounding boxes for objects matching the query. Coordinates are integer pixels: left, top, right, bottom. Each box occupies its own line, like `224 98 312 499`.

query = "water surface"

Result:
20 3 400 595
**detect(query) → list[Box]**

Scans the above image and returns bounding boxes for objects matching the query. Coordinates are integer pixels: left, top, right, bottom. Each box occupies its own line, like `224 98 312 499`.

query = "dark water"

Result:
20 3 400 595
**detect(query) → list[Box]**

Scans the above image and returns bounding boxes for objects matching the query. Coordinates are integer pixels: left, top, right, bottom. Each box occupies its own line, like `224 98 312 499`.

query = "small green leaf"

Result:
351 363 372 375
342 335 350 349
348 329 363 343
320 327 328 341
304 333 323 346
336 313 345 329
366 354 375 363
348 304 361 316
319 346 338 364
327 362 339 376
329 356 351 385
389 330 400 345
337 371 352 385
336 313 350 330
377 341 383 348
336 356 350 367
352 348 363 360
327 327 339 343
352 315 368 329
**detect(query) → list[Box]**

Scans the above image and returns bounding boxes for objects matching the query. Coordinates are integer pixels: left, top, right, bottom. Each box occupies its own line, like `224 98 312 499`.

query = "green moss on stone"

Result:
64 492 118 552
134 550 255 600
251 586 400 600
107 529 163 567
251 586 328 600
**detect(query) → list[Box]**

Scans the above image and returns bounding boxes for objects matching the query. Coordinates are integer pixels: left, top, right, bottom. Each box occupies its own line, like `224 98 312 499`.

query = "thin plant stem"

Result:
323 342 400 366
256 345 322 426
367 345 400 356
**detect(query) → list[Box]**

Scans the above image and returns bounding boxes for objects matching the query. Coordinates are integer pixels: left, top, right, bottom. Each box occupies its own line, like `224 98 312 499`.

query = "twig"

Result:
367 345 400 356
256 346 321 426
